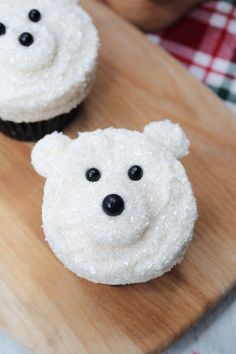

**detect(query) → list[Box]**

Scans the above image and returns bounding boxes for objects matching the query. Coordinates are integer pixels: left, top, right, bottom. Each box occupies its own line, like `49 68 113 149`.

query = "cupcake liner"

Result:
0 107 79 142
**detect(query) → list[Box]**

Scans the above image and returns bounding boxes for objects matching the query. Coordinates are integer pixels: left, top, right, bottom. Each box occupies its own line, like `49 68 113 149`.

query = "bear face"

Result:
32 120 197 285
0 0 99 122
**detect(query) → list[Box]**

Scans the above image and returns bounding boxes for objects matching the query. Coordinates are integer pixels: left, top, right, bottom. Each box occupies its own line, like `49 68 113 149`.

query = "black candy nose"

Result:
102 194 125 217
19 32 34 47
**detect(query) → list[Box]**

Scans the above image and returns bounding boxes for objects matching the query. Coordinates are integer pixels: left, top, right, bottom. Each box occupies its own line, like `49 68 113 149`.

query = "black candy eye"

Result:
19 32 34 47
128 165 143 181
86 168 101 182
0 23 6 36
29 9 41 22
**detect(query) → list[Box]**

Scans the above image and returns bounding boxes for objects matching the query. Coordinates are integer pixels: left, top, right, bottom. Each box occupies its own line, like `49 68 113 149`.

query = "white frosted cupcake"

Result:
0 0 99 141
32 120 198 285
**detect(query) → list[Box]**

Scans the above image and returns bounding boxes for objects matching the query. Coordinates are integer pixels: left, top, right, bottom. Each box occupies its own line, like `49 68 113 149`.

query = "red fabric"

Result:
98 0 236 112
148 0 236 112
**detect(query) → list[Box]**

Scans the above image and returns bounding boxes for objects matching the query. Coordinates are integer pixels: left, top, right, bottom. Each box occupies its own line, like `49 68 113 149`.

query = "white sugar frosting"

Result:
32 120 198 285
0 0 99 123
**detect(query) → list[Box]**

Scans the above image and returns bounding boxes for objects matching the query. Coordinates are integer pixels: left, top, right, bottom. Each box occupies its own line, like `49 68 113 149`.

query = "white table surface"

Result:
1 285 236 354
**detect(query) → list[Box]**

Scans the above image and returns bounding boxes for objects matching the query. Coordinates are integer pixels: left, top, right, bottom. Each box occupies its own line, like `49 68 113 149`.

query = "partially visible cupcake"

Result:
0 0 99 141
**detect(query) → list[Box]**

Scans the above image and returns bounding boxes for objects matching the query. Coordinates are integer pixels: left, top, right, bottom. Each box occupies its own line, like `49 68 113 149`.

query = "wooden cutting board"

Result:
0 1 236 353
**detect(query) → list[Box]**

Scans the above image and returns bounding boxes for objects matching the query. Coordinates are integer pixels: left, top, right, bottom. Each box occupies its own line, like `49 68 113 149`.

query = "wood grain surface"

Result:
0 1 236 353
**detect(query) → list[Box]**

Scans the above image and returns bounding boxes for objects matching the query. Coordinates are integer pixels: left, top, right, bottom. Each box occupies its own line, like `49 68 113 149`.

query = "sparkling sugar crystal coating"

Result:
0 0 99 123
31 120 198 285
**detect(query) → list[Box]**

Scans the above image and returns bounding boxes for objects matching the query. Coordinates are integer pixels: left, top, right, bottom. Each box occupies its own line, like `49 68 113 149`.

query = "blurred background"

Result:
101 0 236 114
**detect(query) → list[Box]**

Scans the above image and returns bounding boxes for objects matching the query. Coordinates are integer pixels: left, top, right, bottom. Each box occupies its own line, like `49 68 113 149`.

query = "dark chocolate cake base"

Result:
0 107 79 142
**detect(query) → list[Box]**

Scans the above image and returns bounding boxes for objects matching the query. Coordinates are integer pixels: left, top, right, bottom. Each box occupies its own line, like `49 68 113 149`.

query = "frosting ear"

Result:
143 120 190 159
31 132 71 178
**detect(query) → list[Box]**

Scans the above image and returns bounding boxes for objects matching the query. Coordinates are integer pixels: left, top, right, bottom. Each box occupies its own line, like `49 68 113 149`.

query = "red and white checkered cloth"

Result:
100 0 236 112
147 0 236 113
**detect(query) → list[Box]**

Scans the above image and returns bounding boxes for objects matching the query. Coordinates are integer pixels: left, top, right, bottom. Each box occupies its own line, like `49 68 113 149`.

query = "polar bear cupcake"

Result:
0 0 99 141
32 120 198 285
